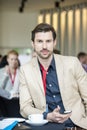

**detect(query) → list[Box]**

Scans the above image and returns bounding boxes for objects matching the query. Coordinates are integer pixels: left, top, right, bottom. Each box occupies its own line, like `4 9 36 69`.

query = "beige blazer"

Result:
19 54 87 129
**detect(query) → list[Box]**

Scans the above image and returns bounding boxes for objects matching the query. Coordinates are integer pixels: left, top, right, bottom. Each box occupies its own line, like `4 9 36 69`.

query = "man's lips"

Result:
41 50 49 54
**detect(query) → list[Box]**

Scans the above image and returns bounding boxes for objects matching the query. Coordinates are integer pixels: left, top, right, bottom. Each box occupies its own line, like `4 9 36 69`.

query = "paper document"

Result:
0 120 18 130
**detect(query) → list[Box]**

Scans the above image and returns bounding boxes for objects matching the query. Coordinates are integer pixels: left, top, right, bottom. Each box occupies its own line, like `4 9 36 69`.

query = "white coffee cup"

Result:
28 114 43 123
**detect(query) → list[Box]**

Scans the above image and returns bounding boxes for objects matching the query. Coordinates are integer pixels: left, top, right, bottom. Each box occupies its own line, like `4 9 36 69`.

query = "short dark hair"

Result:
53 49 61 54
77 52 87 59
31 23 56 42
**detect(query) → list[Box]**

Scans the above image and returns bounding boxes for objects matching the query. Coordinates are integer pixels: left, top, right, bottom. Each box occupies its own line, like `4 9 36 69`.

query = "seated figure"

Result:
0 50 21 117
77 52 87 72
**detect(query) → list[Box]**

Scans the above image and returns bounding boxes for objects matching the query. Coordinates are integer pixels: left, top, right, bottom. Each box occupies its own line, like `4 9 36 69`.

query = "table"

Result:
14 122 66 130
0 117 66 130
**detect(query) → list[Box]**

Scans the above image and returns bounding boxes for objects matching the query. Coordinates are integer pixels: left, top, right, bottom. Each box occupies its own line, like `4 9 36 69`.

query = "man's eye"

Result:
47 40 50 43
38 40 43 43
46 40 52 43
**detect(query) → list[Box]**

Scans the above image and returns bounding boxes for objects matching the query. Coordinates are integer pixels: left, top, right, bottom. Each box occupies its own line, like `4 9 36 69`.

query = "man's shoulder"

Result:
54 54 80 68
20 57 37 69
54 54 78 61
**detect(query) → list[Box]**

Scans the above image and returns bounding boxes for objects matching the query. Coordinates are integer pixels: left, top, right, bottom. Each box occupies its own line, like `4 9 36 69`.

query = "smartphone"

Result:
63 110 72 114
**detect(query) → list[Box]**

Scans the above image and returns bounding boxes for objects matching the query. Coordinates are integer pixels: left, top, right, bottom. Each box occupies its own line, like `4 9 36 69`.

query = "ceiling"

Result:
19 0 87 12
0 0 87 12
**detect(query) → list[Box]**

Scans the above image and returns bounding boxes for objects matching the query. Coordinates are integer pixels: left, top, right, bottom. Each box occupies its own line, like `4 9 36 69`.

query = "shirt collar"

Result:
38 54 56 71
48 55 55 70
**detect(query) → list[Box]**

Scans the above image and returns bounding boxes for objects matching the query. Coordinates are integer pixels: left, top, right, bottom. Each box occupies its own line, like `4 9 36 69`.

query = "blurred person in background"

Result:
0 50 21 117
0 50 20 99
0 54 3 63
0 55 8 68
77 52 87 72
53 49 61 54
86 54 87 65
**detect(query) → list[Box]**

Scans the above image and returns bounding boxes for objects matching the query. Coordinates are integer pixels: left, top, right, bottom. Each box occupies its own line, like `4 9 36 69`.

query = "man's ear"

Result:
31 41 34 48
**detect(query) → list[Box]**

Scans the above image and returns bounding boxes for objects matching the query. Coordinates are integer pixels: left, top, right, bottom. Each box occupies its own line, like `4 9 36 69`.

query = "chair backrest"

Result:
0 96 22 117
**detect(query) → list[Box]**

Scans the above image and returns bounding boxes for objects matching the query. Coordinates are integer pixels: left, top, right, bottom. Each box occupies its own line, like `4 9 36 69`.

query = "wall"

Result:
0 0 38 55
38 3 87 56
0 0 87 55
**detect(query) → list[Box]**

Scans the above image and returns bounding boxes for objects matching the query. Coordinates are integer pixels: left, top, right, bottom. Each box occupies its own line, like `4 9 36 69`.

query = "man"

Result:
19 23 87 129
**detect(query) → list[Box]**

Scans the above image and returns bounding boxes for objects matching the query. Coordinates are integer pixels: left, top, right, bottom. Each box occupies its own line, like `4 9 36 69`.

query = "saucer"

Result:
25 119 48 126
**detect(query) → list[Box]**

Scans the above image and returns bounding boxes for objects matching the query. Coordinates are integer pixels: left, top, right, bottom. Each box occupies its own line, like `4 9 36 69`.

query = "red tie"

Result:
40 64 47 95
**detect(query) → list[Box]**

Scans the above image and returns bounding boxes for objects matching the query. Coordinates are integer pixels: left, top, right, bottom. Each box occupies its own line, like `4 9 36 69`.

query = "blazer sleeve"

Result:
74 58 87 115
19 66 44 118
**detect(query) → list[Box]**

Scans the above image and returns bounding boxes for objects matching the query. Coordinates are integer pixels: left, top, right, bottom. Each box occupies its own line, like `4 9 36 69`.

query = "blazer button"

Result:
42 106 45 109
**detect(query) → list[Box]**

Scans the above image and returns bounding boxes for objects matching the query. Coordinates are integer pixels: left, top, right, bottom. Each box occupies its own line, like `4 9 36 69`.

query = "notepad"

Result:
0 120 18 130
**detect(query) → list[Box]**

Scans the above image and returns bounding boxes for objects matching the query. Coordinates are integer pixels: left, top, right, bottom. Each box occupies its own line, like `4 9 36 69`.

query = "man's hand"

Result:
47 106 72 123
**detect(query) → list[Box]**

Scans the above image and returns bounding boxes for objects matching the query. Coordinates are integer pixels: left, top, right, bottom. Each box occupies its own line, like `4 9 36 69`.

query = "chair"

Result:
0 96 22 117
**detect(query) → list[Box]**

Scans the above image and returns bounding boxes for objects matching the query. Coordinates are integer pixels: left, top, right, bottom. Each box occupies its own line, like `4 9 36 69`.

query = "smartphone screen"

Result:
64 110 72 114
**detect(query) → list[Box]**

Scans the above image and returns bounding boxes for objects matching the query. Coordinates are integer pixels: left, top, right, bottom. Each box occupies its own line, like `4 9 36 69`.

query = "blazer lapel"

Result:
32 57 45 95
54 54 65 96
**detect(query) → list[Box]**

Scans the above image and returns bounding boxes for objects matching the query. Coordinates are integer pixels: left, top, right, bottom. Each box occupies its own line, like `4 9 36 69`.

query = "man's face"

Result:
7 54 18 68
32 31 56 59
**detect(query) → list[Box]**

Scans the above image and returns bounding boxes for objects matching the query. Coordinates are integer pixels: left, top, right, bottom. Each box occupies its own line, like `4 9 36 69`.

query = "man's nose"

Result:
43 42 47 48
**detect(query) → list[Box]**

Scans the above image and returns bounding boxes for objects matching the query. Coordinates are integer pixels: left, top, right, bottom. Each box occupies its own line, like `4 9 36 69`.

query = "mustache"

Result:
40 49 49 52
